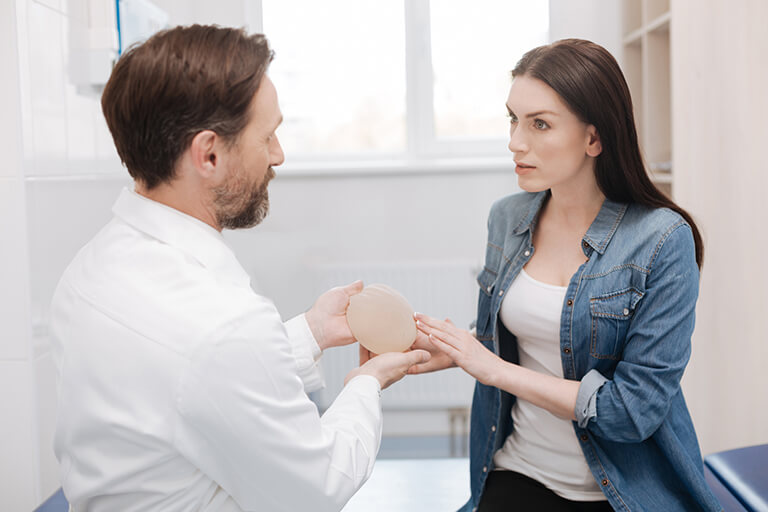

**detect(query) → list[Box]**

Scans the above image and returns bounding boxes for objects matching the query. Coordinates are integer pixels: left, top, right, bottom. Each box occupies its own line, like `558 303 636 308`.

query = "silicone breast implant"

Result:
346 283 417 353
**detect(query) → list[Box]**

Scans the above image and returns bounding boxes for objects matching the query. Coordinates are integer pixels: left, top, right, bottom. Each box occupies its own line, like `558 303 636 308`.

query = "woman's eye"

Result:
534 119 549 130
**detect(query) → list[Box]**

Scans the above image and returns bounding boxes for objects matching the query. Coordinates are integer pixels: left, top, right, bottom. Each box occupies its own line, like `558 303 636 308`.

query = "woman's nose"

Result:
507 126 528 154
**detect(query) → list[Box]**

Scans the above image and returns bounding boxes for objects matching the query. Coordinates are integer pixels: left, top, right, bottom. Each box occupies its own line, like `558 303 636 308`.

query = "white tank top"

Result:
492 268 606 501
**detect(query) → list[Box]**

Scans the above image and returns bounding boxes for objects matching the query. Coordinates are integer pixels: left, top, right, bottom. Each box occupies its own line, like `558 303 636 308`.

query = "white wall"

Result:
549 0 622 62
1 0 43 509
3 0 131 507
672 0 768 455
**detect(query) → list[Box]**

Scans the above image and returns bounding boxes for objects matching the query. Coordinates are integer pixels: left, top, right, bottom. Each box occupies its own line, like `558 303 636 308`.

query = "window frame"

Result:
254 0 516 172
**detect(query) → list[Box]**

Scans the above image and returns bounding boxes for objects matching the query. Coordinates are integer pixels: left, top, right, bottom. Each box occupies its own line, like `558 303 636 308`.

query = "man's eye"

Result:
507 113 518 123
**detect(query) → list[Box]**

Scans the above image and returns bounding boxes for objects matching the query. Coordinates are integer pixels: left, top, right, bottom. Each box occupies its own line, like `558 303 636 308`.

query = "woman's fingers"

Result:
416 316 468 352
415 315 452 338
410 330 435 351
414 312 454 332
428 333 462 361
415 314 467 348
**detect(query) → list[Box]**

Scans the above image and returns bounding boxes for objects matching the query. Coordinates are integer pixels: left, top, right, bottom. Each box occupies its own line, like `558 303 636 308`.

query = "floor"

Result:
34 458 471 511
342 458 470 512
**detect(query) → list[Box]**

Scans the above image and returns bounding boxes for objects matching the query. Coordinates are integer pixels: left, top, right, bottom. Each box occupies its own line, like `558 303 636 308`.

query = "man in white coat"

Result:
49 25 429 512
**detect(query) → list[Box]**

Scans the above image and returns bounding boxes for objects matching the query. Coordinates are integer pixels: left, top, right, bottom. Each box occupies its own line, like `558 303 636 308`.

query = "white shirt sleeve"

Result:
283 313 326 393
172 304 382 512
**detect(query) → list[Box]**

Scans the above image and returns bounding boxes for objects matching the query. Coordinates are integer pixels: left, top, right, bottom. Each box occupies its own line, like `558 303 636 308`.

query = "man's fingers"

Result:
343 280 364 296
359 344 375 365
406 349 431 365
407 362 434 375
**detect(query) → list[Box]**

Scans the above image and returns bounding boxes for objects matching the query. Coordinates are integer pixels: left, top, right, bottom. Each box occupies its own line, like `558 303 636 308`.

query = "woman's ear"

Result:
189 130 219 178
586 125 603 157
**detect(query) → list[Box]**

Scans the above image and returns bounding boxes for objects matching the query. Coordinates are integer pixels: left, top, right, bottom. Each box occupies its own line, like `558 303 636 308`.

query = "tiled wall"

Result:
2 0 39 509
2 0 128 508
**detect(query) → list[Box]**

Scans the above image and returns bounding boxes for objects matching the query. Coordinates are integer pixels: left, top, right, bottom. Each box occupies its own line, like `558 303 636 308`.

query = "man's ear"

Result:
586 125 602 158
188 130 219 178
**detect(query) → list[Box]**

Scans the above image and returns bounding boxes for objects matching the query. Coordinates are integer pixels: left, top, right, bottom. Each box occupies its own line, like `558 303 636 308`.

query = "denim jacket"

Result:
459 191 721 512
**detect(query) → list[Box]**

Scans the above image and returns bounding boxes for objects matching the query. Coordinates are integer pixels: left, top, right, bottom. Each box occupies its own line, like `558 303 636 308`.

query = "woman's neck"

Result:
545 180 605 231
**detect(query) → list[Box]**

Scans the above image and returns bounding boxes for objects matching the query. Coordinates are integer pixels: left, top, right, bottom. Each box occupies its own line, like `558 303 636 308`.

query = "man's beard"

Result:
213 166 276 230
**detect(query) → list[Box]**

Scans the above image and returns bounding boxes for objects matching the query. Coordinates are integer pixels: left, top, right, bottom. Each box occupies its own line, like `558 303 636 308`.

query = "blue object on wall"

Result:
116 0 169 56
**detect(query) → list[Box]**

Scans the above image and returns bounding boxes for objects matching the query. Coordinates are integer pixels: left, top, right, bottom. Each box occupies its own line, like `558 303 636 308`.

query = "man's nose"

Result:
271 136 285 167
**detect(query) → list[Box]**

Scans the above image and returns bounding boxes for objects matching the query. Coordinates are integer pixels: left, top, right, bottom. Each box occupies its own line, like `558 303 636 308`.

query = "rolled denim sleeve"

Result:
575 369 609 427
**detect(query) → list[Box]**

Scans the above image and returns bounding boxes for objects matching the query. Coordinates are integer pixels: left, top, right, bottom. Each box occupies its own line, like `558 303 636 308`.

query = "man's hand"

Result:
345 348 431 390
406 329 457 375
305 281 363 351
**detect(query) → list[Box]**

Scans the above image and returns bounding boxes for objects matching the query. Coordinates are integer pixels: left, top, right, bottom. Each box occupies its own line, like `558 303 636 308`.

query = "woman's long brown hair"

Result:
512 39 703 268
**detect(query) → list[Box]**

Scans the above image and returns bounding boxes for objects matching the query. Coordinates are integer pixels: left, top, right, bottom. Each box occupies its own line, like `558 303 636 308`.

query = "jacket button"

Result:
498 290 504 296
524 250 531 257
563 347 571 354
486 285 492 293
583 241 589 248
491 425 496 432
566 299 573 306
483 466 488 473
580 434 588 441
623 308 630 316
602 479 609 486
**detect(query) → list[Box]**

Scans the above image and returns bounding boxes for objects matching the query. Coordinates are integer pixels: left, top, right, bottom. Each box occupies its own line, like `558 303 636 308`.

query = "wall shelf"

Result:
622 0 672 197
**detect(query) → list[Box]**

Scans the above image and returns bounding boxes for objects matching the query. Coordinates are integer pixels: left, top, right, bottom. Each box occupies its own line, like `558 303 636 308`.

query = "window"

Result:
430 0 550 141
262 0 406 158
259 0 549 164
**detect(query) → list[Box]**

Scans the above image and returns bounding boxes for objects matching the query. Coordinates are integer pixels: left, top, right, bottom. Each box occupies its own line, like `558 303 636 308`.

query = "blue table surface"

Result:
342 458 470 512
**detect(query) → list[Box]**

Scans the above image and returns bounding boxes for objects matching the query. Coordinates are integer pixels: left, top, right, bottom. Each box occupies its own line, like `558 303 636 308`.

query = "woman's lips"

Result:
515 163 536 175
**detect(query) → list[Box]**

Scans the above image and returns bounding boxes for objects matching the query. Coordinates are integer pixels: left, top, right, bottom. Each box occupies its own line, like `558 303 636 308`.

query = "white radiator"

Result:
310 260 480 411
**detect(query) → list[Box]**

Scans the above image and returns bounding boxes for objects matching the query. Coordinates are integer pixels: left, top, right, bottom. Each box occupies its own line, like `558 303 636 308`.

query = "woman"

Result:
411 39 721 511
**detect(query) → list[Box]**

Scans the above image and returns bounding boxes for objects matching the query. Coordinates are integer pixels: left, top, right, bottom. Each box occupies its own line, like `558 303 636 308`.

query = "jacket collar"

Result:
512 191 627 255
112 187 252 286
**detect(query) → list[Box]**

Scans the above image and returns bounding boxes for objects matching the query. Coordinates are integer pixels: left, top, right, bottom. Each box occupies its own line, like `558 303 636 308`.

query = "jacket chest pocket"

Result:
589 287 644 360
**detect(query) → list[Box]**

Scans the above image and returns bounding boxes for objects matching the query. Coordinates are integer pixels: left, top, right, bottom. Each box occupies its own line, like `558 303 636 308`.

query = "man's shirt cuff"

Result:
284 314 325 392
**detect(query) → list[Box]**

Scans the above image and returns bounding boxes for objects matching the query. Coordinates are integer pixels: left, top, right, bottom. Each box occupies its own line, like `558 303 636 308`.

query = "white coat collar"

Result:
112 187 252 287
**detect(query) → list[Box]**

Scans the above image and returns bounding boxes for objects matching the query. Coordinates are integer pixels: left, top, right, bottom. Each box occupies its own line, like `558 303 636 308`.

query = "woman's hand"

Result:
305 280 363 351
414 313 503 386
406 330 457 374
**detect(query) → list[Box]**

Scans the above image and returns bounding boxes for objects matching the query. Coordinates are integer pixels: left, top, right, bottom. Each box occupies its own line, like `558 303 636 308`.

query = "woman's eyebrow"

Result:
505 104 558 117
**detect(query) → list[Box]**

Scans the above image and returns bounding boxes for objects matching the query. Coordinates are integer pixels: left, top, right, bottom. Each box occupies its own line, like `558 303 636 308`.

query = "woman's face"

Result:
506 74 601 194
